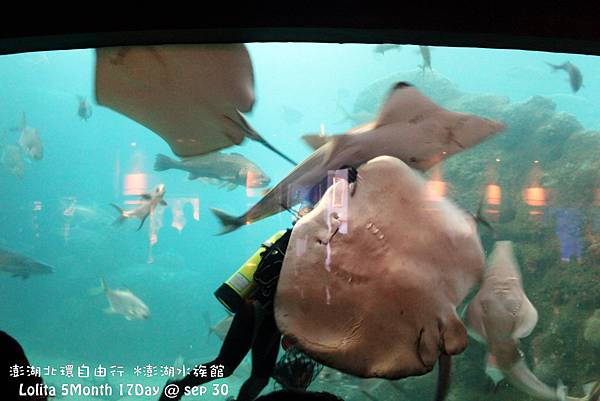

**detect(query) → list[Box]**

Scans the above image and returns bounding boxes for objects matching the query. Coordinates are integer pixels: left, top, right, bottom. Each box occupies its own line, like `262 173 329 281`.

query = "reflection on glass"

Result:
523 163 546 218
170 197 200 232
123 173 148 197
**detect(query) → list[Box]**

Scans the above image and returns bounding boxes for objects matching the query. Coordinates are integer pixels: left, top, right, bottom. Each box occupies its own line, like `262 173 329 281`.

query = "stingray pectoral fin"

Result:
441 111 506 152
441 313 469 356
417 325 439 372
211 208 246 235
514 297 539 339
104 307 117 315
232 110 297 166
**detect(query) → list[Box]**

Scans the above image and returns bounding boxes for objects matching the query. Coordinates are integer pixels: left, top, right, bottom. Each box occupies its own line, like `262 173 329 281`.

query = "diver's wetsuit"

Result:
160 230 292 401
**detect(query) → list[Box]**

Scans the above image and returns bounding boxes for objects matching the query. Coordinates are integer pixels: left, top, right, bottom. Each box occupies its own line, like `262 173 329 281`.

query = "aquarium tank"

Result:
1 41 599 401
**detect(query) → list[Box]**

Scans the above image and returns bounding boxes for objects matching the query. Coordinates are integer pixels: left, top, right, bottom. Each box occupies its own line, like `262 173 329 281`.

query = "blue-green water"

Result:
1 43 599 401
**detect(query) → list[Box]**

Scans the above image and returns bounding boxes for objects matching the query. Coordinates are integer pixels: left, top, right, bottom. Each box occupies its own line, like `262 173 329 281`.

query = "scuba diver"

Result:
158 207 310 401
158 167 357 401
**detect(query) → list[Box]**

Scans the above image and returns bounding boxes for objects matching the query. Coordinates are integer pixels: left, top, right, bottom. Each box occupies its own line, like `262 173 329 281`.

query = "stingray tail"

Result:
234 110 297 166
110 203 127 225
211 208 245 235
434 353 452 401
154 153 178 171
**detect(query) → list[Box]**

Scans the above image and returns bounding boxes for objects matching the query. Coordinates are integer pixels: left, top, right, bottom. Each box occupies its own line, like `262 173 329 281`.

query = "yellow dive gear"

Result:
214 230 287 313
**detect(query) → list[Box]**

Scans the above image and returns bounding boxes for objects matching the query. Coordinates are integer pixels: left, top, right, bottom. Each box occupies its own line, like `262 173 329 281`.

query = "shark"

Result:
212 81 505 234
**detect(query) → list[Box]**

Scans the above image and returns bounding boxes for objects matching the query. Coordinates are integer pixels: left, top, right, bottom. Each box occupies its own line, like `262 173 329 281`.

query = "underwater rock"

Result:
583 309 600 347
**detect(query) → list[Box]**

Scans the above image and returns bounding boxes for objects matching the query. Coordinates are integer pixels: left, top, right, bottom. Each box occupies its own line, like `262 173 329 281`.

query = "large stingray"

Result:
94 44 295 164
465 241 572 401
275 156 485 397
212 82 504 234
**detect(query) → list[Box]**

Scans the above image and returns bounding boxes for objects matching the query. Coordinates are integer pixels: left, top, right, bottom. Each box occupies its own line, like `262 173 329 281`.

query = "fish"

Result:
203 311 233 341
77 96 93 121
465 241 568 401
16 113 43 160
1 144 26 178
110 184 167 231
154 152 270 190
0 248 54 279
419 46 432 72
546 62 583 92
95 44 296 165
374 44 402 55
212 82 504 234
96 278 150 320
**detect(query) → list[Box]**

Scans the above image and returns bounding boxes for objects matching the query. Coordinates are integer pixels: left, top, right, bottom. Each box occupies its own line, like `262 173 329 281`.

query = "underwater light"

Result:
123 173 147 196
524 186 546 207
486 184 502 206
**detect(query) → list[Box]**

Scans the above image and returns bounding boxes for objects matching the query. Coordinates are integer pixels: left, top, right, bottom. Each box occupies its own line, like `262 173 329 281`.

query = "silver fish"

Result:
154 152 270 190
203 311 233 341
0 248 54 279
98 278 150 320
111 184 167 231
212 82 504 234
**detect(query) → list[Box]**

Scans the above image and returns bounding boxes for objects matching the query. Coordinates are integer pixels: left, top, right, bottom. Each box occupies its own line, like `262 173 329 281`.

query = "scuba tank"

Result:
214 230 287 313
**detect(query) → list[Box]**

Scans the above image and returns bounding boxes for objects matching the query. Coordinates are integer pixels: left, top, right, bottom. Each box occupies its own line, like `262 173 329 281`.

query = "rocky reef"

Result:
584 309 600 348
316 70 600 401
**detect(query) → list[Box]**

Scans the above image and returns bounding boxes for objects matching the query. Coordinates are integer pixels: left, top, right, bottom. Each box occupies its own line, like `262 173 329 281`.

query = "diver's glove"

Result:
158 379 184 401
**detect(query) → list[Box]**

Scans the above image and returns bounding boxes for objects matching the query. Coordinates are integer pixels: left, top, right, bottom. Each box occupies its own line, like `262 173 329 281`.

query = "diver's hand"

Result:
158 379 184 401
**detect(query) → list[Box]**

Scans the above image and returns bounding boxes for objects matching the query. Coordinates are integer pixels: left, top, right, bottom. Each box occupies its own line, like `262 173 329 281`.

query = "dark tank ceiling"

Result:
3 6 600 55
